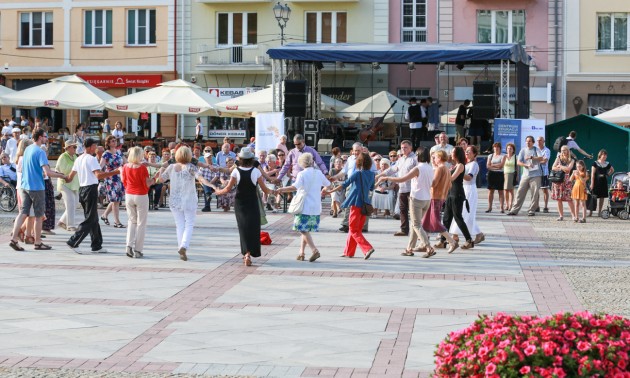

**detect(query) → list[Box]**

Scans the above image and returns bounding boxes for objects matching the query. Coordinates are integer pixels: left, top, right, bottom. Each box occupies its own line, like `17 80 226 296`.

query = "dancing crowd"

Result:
0 117 613 266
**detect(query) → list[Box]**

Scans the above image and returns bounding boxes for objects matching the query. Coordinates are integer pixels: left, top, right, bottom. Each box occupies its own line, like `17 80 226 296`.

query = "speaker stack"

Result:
284 80 307 117
303 120 319 147
472 81 498 120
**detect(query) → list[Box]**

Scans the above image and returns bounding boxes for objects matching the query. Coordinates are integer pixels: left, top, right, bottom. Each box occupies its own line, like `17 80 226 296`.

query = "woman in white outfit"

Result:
159 146 213 261
372 158 395 218
450 145 484 244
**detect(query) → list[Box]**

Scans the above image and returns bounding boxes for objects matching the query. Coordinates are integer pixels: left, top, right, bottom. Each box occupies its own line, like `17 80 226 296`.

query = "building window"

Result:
598 13 628 51
217 13 257 46
305 12 347 43
398 88 430 100
20 11 53 47
127 9 156 46
477 10 525 45
401 0 427 43
85 10 112 46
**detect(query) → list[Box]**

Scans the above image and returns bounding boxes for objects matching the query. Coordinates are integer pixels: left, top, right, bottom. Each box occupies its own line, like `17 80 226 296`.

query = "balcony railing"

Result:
197 44 269 68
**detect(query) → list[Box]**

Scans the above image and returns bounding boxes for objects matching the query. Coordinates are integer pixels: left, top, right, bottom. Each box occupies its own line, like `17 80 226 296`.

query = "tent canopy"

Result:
594 104 630 126
267 43 529 65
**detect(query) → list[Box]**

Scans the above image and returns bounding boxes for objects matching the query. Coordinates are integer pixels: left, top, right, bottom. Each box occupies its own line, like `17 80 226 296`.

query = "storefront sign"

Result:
207 130 247 139
207 87 263 102
79 75 162 88
322 87 356 104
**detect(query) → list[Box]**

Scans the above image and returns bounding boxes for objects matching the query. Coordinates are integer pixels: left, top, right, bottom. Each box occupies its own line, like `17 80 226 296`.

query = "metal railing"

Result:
197 44 268 66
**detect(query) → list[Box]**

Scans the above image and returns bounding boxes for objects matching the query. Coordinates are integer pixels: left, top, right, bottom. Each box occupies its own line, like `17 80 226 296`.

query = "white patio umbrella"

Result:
0 85 15 103
214 87 349 118
0 74 114 109
595 104 630 126
105 79 219 116
338 91 407 123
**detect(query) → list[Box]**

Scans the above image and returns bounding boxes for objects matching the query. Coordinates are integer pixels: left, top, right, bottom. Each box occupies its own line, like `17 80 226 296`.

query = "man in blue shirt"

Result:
9 129 67 251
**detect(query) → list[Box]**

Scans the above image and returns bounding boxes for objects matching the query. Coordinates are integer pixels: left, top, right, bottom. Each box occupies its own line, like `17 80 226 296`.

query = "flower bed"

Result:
434 312 630 377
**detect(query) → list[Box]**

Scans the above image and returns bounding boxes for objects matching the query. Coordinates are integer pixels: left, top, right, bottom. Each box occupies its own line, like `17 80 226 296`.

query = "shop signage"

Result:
207 130 247 139
322 87 356 104
79 74 162 88
207 87 263 102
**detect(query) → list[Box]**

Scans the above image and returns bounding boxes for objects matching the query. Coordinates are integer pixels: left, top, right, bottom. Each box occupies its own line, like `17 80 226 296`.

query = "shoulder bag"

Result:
359 170 374 216
548 169 565 183
512 154 518 186
288 169 316 215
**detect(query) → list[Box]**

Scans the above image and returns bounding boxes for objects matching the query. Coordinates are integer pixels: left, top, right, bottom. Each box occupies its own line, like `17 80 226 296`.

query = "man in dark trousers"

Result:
405 97 426 149
66 138 120 254
455 99 471 142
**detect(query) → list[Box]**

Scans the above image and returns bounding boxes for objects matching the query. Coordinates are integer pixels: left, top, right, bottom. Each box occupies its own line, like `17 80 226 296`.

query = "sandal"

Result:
9 240 24 251
178 247 188 261
113 223 126 228
25 236 35 244
100 216 110 225
309 250 321 262
244 255 252 266
296 254 305 261
422 247 436 258
34 243 52 250
400 249 414 257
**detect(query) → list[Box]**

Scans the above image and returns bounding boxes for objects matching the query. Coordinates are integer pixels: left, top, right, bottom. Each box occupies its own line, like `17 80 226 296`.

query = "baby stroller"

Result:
600 172 630 220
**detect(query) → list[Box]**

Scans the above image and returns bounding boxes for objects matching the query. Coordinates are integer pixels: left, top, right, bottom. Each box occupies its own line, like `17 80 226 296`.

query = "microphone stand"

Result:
397 106 405 145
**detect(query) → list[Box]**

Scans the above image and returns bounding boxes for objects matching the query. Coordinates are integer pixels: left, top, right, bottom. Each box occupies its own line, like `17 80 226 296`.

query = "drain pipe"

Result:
553 0 558 123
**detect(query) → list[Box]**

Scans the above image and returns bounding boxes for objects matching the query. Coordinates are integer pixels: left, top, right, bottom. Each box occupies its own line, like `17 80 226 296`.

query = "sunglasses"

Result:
375 158 381 161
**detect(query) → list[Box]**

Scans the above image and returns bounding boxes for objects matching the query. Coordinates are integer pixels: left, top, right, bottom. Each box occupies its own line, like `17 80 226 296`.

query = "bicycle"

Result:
0 180 17 212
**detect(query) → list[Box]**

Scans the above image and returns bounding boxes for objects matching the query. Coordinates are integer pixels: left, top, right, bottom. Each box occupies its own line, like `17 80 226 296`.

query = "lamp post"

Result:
273 1 291 45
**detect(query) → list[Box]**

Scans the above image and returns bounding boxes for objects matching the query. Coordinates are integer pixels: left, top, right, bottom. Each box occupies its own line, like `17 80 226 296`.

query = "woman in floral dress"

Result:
100 135 126 227
551 145 576 222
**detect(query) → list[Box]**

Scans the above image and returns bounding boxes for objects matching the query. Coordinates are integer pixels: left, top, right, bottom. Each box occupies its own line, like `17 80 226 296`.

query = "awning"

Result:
267 43 529 65
588 94 630 111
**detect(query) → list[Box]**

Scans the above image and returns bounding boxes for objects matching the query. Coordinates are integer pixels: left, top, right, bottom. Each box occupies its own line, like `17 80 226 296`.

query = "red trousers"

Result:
343 206 373 257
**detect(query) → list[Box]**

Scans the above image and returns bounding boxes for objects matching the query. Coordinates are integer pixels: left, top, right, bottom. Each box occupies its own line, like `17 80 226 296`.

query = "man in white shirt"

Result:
5 128 21 164
536 136 551 213
66 138 120 254
377 140 417 236
565 131 593 160
429 132 454 166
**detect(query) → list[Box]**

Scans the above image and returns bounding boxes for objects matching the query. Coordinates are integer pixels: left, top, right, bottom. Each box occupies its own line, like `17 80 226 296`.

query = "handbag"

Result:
287 169 316 214
586 188 598 211
358 170 374 216
548 169 565 183
512 155 518 186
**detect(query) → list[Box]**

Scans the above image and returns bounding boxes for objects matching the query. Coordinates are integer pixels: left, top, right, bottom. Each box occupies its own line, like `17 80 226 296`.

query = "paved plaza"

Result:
0 189 628 377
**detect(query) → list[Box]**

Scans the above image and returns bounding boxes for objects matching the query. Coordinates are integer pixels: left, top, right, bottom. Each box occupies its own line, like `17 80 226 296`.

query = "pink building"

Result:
389 0 562 124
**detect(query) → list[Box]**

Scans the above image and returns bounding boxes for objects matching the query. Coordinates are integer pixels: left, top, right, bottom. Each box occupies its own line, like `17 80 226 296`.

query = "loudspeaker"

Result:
473 81 497 96
317 138 333 153
305 132 317 147
367 141 390 155
472 107 496 120
472 96 496 107
343 140 355 149
304 120 319 132
284 80 307 117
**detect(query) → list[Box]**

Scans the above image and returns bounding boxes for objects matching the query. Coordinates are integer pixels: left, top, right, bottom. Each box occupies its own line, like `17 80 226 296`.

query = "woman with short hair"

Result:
590 149 614 216
213 148 275 266
159 146 213 261
56 142 80 231
276 153 330 262
122 147 157 258
486 142 506 213
503 143 517 212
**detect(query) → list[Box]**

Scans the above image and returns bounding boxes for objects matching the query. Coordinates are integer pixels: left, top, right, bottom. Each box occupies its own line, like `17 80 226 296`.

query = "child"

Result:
328 157 345 218
610 180 628 202
571 160 589 223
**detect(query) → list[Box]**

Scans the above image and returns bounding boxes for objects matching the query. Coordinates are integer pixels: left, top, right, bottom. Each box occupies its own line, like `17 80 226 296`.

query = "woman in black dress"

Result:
213 148 275 266
590 149 614 216
436 147 474 251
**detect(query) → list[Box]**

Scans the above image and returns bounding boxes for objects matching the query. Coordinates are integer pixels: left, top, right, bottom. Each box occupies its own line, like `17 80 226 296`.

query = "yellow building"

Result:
565 0 630 118
187 0 390 137
0 1 176 136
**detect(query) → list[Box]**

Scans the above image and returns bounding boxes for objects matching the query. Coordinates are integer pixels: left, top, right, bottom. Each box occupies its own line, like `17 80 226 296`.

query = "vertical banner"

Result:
520 119 546 147
254 112 284 155
494 118 522 153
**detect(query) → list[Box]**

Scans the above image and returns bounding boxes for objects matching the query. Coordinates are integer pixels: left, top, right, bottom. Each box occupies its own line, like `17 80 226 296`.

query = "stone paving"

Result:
0 189 627 377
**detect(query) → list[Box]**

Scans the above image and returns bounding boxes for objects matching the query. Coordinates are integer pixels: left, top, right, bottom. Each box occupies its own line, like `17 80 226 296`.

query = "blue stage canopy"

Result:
267 43 529 65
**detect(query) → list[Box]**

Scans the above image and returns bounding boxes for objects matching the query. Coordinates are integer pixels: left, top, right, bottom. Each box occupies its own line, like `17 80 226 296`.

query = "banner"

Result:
207 130 247 139
494 118 546 153
254 112 284 155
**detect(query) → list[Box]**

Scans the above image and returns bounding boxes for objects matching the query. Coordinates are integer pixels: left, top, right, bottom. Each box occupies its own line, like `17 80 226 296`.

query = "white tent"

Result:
214 87 349 118
338 91 407 123
0 85 15 101
0 75 113 109
595 104 630 126
105 79 219 116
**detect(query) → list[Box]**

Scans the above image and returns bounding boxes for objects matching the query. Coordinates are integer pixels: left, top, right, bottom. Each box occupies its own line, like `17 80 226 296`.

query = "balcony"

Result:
196 44 270 73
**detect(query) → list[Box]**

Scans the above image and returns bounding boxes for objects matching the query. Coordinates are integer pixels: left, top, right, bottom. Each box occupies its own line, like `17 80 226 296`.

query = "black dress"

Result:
591 161 611 198
234 167 261 257
442 167 472 242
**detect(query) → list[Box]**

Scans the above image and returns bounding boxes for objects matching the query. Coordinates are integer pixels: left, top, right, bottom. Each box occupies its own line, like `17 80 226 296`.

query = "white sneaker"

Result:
91 248 108 254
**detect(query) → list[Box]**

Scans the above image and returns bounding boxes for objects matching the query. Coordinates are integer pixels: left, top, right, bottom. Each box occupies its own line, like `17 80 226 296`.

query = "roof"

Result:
267 43 529 65
547 114 630 133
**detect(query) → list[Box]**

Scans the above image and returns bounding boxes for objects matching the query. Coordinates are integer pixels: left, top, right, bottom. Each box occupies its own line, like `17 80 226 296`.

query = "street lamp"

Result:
273 1 291 45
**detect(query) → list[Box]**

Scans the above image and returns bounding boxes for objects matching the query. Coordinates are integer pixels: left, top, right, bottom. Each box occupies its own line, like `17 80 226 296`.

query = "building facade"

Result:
0 0 177 136
565 0 630 118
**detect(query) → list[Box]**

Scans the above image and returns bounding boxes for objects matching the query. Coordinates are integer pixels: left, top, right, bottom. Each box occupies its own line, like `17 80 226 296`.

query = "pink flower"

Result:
485 362 497 375
577 341 590 351
520 366 531 374
524 343 537 356
563 330 576 340
478 346 489 358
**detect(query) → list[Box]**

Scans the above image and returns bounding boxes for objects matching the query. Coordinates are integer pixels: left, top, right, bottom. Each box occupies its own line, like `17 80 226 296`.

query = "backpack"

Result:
553 136 567 152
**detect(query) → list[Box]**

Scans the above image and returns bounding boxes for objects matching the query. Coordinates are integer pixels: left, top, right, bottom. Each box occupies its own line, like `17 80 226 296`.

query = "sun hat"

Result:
64 141 78 149
238 147 255 159
12 127 21 134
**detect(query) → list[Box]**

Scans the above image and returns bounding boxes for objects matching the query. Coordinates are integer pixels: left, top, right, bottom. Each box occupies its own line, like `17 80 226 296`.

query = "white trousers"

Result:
170 207 196 249
125 194 149 252
59 186 78 228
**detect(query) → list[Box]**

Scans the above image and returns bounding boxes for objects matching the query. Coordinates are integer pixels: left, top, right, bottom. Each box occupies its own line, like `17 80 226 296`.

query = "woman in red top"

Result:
121 146 157 258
